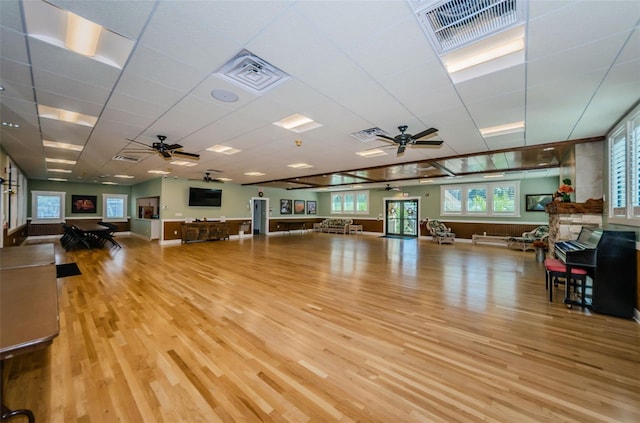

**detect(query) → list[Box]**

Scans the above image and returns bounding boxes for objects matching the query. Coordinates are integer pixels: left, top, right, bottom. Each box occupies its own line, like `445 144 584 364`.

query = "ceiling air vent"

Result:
413 0 526 54
112 154 141 163
215 49 291 95
351 127 391 143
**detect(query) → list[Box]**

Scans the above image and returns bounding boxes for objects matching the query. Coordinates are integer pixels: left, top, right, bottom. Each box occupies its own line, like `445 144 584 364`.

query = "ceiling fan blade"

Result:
159 150 172 159
413 140 444 146
412 127 438 140
377 134 397 142
397 145 406 155
164 143 183 150
172 151 200 159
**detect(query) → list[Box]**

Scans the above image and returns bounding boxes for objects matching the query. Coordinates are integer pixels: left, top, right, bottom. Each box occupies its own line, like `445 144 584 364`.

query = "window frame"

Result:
608 107 640 224
31 190 66 224
331 190 369 214
441 181 520 217
102 193 128 222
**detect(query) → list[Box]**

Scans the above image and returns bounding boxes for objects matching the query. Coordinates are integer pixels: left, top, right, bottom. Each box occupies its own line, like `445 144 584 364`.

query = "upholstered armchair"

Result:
507 225 549 252
426 219 456 244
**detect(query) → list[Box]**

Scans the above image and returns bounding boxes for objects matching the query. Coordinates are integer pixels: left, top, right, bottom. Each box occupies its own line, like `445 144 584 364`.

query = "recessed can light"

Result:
211 89 239 103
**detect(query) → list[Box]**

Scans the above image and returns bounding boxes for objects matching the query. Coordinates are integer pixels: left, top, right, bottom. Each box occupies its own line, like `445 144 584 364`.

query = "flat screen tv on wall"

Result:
188 187 222 207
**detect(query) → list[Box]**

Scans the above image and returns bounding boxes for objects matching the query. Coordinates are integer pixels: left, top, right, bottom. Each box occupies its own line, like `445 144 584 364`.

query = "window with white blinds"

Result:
608 105 640 223
331 191 369 214
442 181 519 216
632 114 640 218
609 128 627 216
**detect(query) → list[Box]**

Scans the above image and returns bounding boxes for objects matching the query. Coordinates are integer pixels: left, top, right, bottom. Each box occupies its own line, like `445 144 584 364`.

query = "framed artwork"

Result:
306 200 317 215
280 199 292 214
294 200 306 214
71 195 97 213
525 194 553 212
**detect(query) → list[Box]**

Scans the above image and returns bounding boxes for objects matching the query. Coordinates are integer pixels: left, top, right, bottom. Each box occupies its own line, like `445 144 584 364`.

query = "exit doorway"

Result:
385 198 419 237
252 198 268 235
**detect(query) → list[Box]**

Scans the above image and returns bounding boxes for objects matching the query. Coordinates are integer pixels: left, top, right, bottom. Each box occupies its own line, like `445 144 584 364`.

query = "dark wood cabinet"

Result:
181 222 229 243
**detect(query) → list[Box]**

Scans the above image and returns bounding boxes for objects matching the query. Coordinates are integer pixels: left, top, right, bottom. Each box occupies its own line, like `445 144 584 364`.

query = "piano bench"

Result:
544 259 588 303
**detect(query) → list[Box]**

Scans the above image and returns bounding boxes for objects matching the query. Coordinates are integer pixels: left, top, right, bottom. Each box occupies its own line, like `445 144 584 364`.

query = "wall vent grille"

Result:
215 49 291 95
413 0 525 53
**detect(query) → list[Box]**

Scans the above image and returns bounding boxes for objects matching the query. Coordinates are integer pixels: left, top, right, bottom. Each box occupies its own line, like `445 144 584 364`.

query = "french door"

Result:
385 199 418 237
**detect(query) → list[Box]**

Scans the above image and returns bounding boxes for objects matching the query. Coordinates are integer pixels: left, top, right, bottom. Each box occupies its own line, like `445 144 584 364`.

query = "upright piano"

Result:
554 227 636 318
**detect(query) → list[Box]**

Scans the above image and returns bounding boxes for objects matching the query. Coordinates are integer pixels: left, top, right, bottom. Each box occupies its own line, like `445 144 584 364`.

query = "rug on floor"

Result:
56 262 81 278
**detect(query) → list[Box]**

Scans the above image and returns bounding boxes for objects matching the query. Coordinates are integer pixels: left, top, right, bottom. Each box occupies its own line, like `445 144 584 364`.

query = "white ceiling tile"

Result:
28 38 121 89
33 68 111 108
294 0 411 52
245 8 339 77
48 0 154 39
1 27 29 64
123 46 207 92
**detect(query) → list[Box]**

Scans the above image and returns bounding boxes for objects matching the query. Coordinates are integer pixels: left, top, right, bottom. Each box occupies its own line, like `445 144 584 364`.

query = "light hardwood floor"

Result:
3 234 639 422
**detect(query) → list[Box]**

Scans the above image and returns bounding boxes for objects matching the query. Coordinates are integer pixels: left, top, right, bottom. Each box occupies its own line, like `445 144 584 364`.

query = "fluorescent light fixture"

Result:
66 11 102 56
169 160 198 167
216 177 233 182
48 178 67 182
206 145 241 155
543 147 555 151
43 140 83 151
48 168 72 173
356 149 388 158
38 105 97 127
445 38 524 73
101 181 118 185
114 174 134 179
244 171 265 176
273 114 322 133
480 121 525 138
148 170 170 175
419 179 434 183
45 158 76 165
484 173 505 179
351 185 363 188
288 163 313 169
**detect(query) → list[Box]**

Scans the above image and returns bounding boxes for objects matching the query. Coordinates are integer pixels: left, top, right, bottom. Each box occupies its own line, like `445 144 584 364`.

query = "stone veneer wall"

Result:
545 199 604 252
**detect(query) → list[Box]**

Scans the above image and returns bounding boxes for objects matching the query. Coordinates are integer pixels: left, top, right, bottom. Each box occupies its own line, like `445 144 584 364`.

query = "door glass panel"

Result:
385 199 418 236
387 201 401 235
403 201 417 235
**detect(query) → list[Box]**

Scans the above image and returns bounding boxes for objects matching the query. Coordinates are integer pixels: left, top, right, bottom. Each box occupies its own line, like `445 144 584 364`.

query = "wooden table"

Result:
72 222 112 248
1 243 59 422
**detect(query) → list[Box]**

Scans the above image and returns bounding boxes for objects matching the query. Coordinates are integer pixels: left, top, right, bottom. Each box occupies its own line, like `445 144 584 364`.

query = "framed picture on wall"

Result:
306 200 317 215
71 195 97 213
280 199 292 214
294 200 305 214
525 194 553 211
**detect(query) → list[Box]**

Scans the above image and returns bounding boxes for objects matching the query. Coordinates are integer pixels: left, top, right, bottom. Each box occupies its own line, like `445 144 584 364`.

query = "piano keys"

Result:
554 227 636 318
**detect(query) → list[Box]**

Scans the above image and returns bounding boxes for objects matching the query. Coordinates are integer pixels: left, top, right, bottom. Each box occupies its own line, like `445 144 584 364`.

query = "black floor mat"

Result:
56 262 82 278
379 235 417 240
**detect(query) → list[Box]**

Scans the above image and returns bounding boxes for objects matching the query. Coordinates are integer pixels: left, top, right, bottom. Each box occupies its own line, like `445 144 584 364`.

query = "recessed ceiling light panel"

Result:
43 140 84 151
356 149 388 158
273 113 322 133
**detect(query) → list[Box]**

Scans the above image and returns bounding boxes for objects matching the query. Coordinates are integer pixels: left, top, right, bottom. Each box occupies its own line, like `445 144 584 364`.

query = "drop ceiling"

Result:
0 0 638 190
